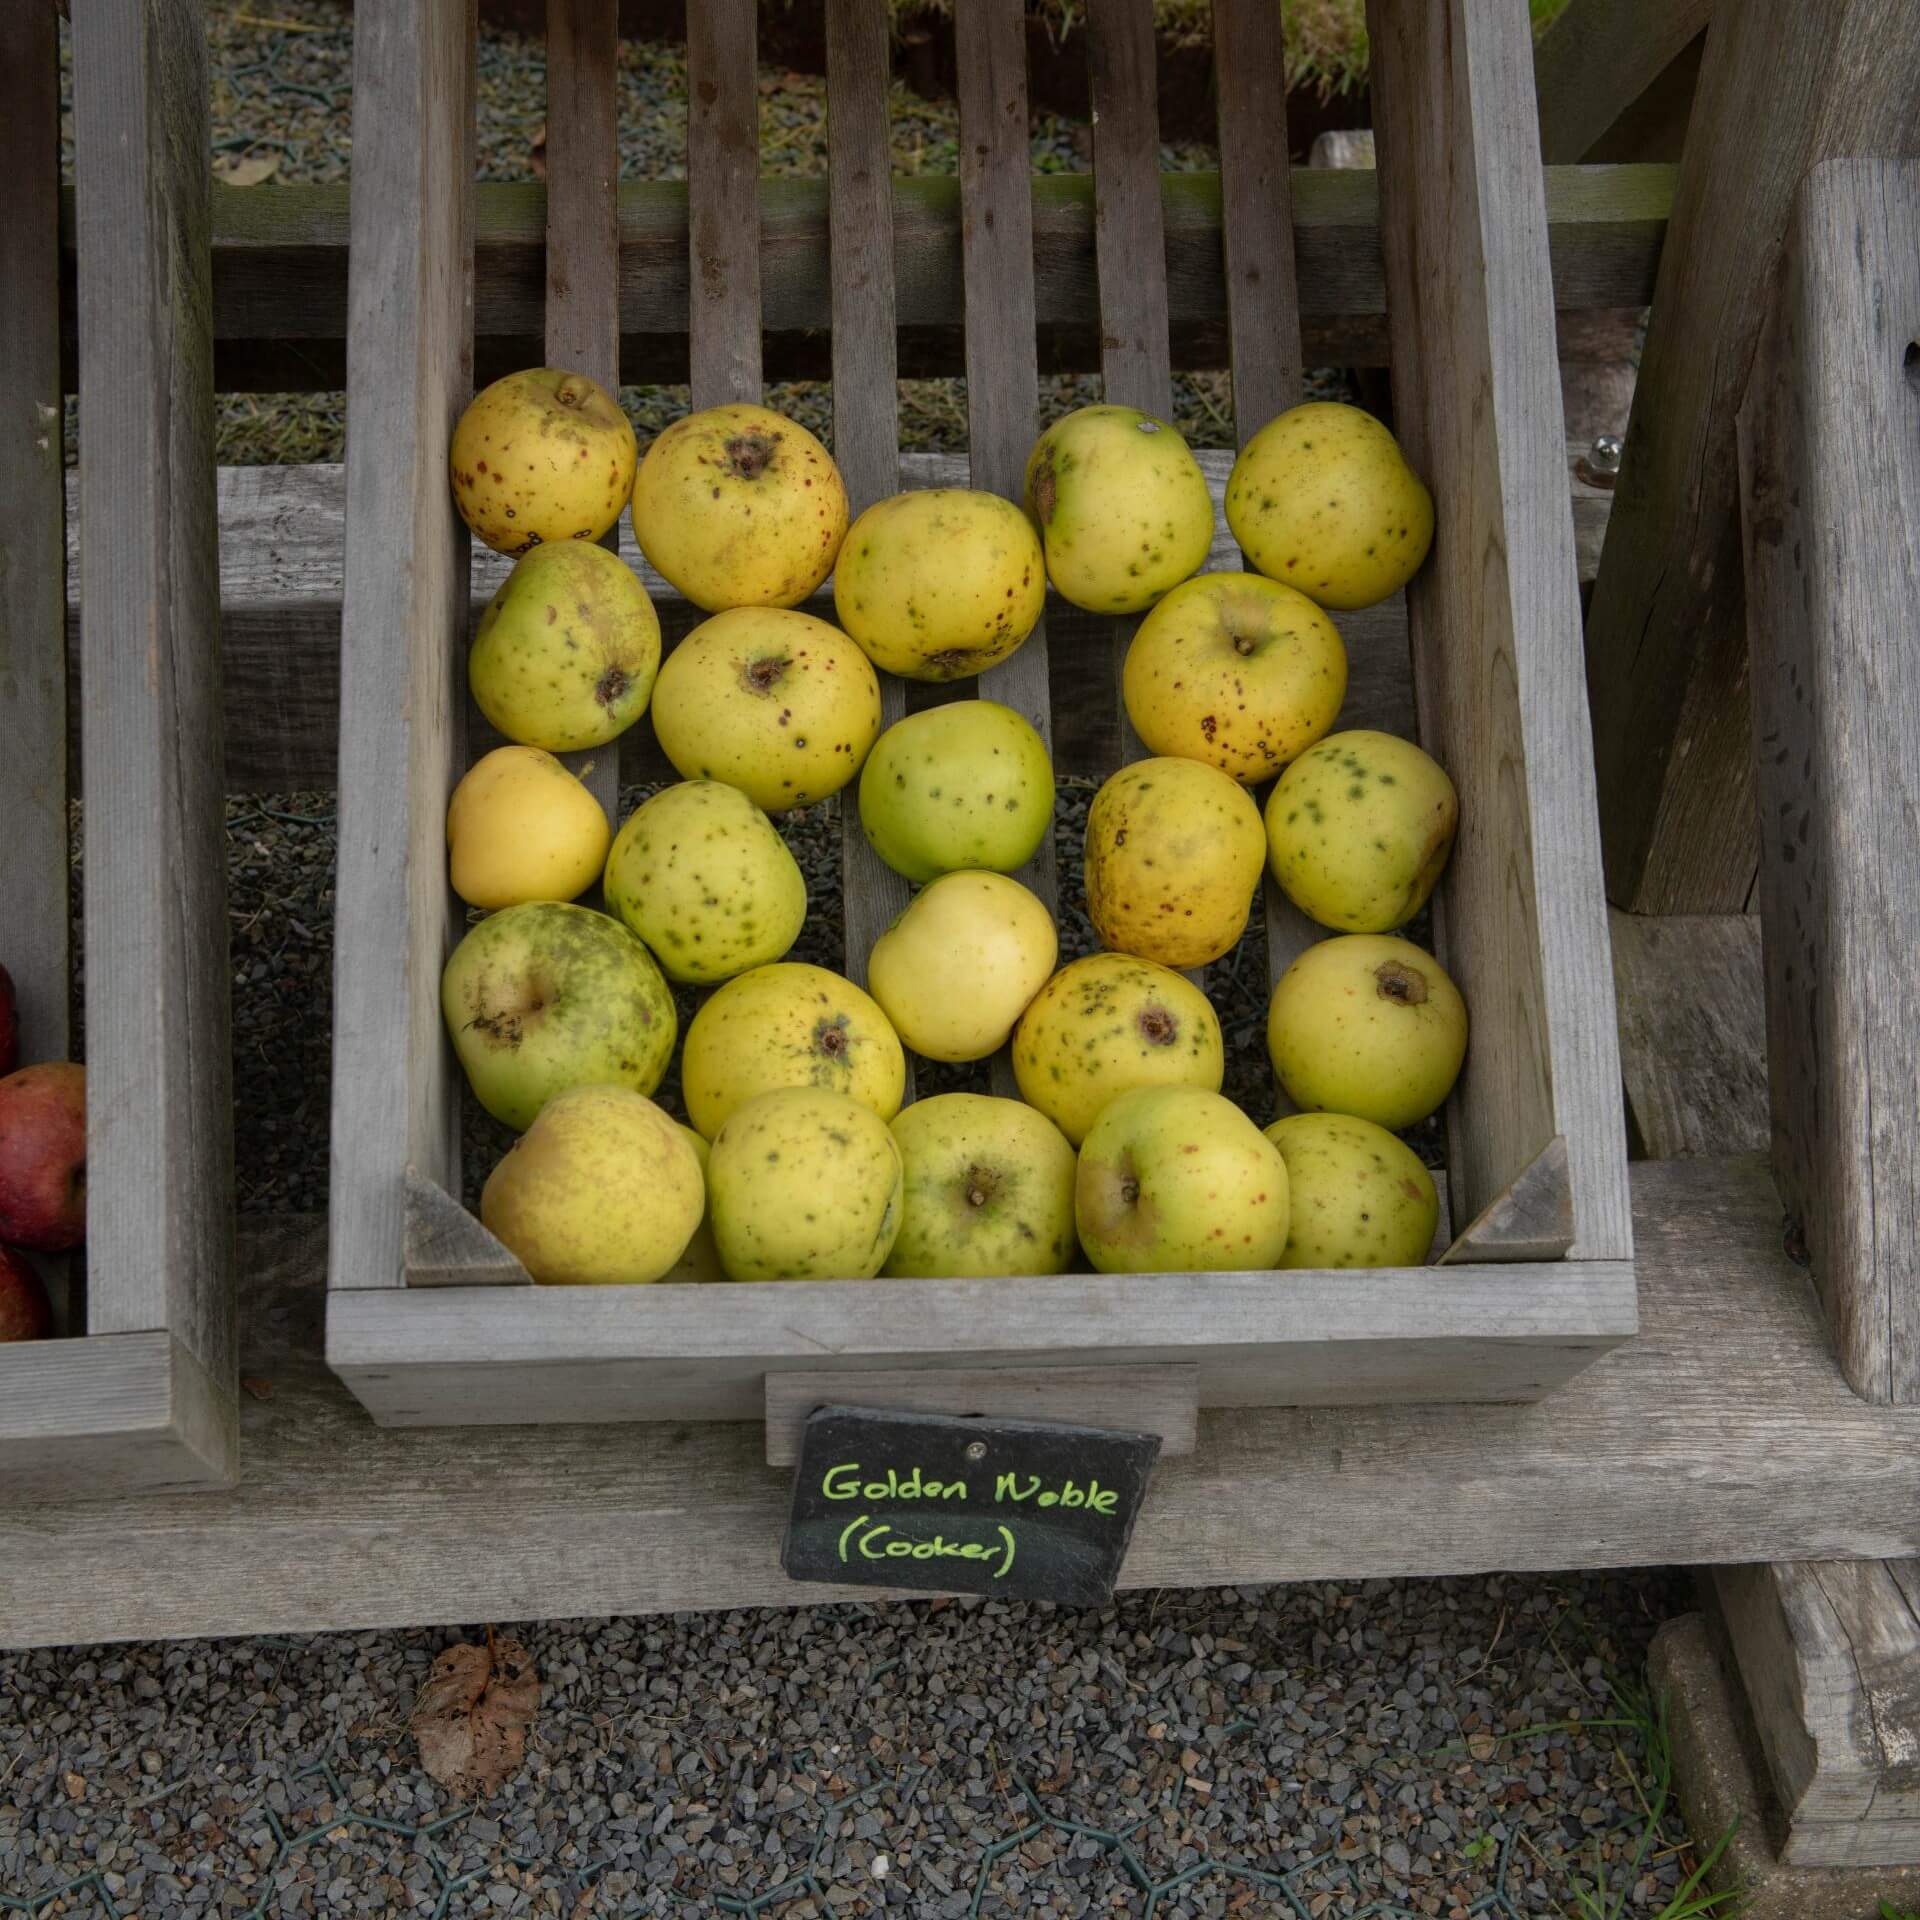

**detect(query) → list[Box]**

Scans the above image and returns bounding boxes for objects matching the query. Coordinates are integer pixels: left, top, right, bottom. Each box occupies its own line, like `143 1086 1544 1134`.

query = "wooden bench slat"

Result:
543 0 625 824
825 0 910 991
956 0 1060 1100
0 2 71 1072
685 0 763 408
330 0 477 1294
72 0 237 1406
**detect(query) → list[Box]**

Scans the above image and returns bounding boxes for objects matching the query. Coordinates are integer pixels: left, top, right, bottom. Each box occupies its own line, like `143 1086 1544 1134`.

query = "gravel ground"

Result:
2 1574 1699 1918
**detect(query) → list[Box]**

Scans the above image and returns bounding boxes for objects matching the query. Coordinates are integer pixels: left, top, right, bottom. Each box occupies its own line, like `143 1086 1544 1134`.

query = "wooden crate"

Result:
326 0 1635 1430
0 0 237 1493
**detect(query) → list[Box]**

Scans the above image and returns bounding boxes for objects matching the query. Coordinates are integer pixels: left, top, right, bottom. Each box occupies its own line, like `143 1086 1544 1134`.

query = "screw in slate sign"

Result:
965 1440 987 1461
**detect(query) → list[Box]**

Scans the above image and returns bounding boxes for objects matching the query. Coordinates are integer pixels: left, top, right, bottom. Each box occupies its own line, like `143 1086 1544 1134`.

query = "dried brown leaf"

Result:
216 153 279 187
409 1633 539 1797
529 122 547 182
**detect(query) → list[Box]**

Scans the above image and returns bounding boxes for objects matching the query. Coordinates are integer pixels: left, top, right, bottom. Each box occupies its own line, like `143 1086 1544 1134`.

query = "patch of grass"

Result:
1880 1903 1919 1920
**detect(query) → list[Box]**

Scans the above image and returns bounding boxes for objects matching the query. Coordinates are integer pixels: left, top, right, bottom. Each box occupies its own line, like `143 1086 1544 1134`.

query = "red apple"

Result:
0 1246 52 1342
0 964 16 1075
0 1062 86 1251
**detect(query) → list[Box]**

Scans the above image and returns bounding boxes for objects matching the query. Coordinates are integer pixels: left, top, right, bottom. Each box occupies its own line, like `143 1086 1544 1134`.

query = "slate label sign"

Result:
781 1404 1160 1606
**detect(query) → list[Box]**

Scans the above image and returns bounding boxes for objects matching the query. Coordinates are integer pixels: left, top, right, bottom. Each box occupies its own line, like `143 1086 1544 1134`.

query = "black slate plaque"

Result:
781 1404 1161 1606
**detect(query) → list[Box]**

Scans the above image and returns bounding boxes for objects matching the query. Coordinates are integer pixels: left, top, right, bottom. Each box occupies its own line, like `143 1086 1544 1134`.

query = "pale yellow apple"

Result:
479 1084 703 1284
1266 934 1467 1130
469 540 661 751
446 746 611 909
1011 952 1224 1145
1122 572 1346 783
1263 1112 1437 1269
1076 1086 1289 1274
449 367 636 556
650 607 881 812
833 489 1045 681
866 871 1057 1063
1265 730 1458 932
1023 404 1215 614
660 1123 727 1283
681 961 904 1139
706 1087 904 1282
630 402 848 611
1083 757 1266 968
603 780 807 984
1225 401 1434 611
885 1094 1078 1279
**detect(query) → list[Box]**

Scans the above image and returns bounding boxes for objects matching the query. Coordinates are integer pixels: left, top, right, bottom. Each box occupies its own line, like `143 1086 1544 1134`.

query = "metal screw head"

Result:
1578 433 1624 490
964 1440 987 1462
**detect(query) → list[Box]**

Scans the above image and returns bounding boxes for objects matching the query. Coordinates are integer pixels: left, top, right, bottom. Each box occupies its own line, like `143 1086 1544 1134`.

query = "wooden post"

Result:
71 0 236 1398
329 0 477 1293
685 0 761 410
1739 158 1920 1406
1533 0 1711 164
1584 0 1920 915
543 0 624 826
0 1 69 1070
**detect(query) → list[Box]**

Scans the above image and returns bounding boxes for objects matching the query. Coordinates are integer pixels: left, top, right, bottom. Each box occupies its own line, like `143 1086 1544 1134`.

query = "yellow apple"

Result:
1265 729 1458 932
885 1094 1078 1279
1011 952 1224 1146
1263 1112 1438 1269
449 367 636 556
468 539 661 752
1121 572 1346 783
446 745 611 909
680 961 905 1139
603 780 807 984
706 1087 904 1282
1076 1086 1289 1274
1225 401 1434 611
833 489 1045 681
650 607 881 812
1266 934 1467 1130
1083 757 1266 968
661 1123 727 1283
480 1084 703 1284
866 871 1057 1062
630 402 848 611
1023 404 1215 614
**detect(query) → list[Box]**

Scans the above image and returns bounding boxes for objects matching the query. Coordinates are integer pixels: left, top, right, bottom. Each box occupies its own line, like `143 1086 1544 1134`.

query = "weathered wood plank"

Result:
0 1334 233 1501
332 1252 1633 1426
956 0 1059 1099
1367 0 1633 1265
329 0 475 1297
0 0 70 1069
1439 1136 1575 1265
825 0 909 992
543 0 624 825
1534 0 1713 164
1211 0 1302 443
9 1158 1919 1646
1584 0 1920 915
1716 1558 1920 1865
764 1363 1199 1465
1741 158 1920 1405
59 167 1677 390
71 0 236 1423
685 0 762 408
404 1170 530 1289
1609 910 1768 1161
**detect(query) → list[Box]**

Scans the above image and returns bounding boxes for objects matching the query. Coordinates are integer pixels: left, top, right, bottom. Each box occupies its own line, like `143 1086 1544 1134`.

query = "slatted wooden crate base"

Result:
327 0 1634 1432
0 0 237 1495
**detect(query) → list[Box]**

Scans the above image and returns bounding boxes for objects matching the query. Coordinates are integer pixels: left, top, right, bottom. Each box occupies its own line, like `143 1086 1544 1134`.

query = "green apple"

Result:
1076 1086 1290 1274
1266 934 1467 1130
857 699 1055 884
480 1085 703 1284
706 1087 904 1282
866 871 1057 1062
440 901 676 1130
603 779 807 984
1263 1112 1437 1269
885 1094 1078 1279
1023 404 1215 614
